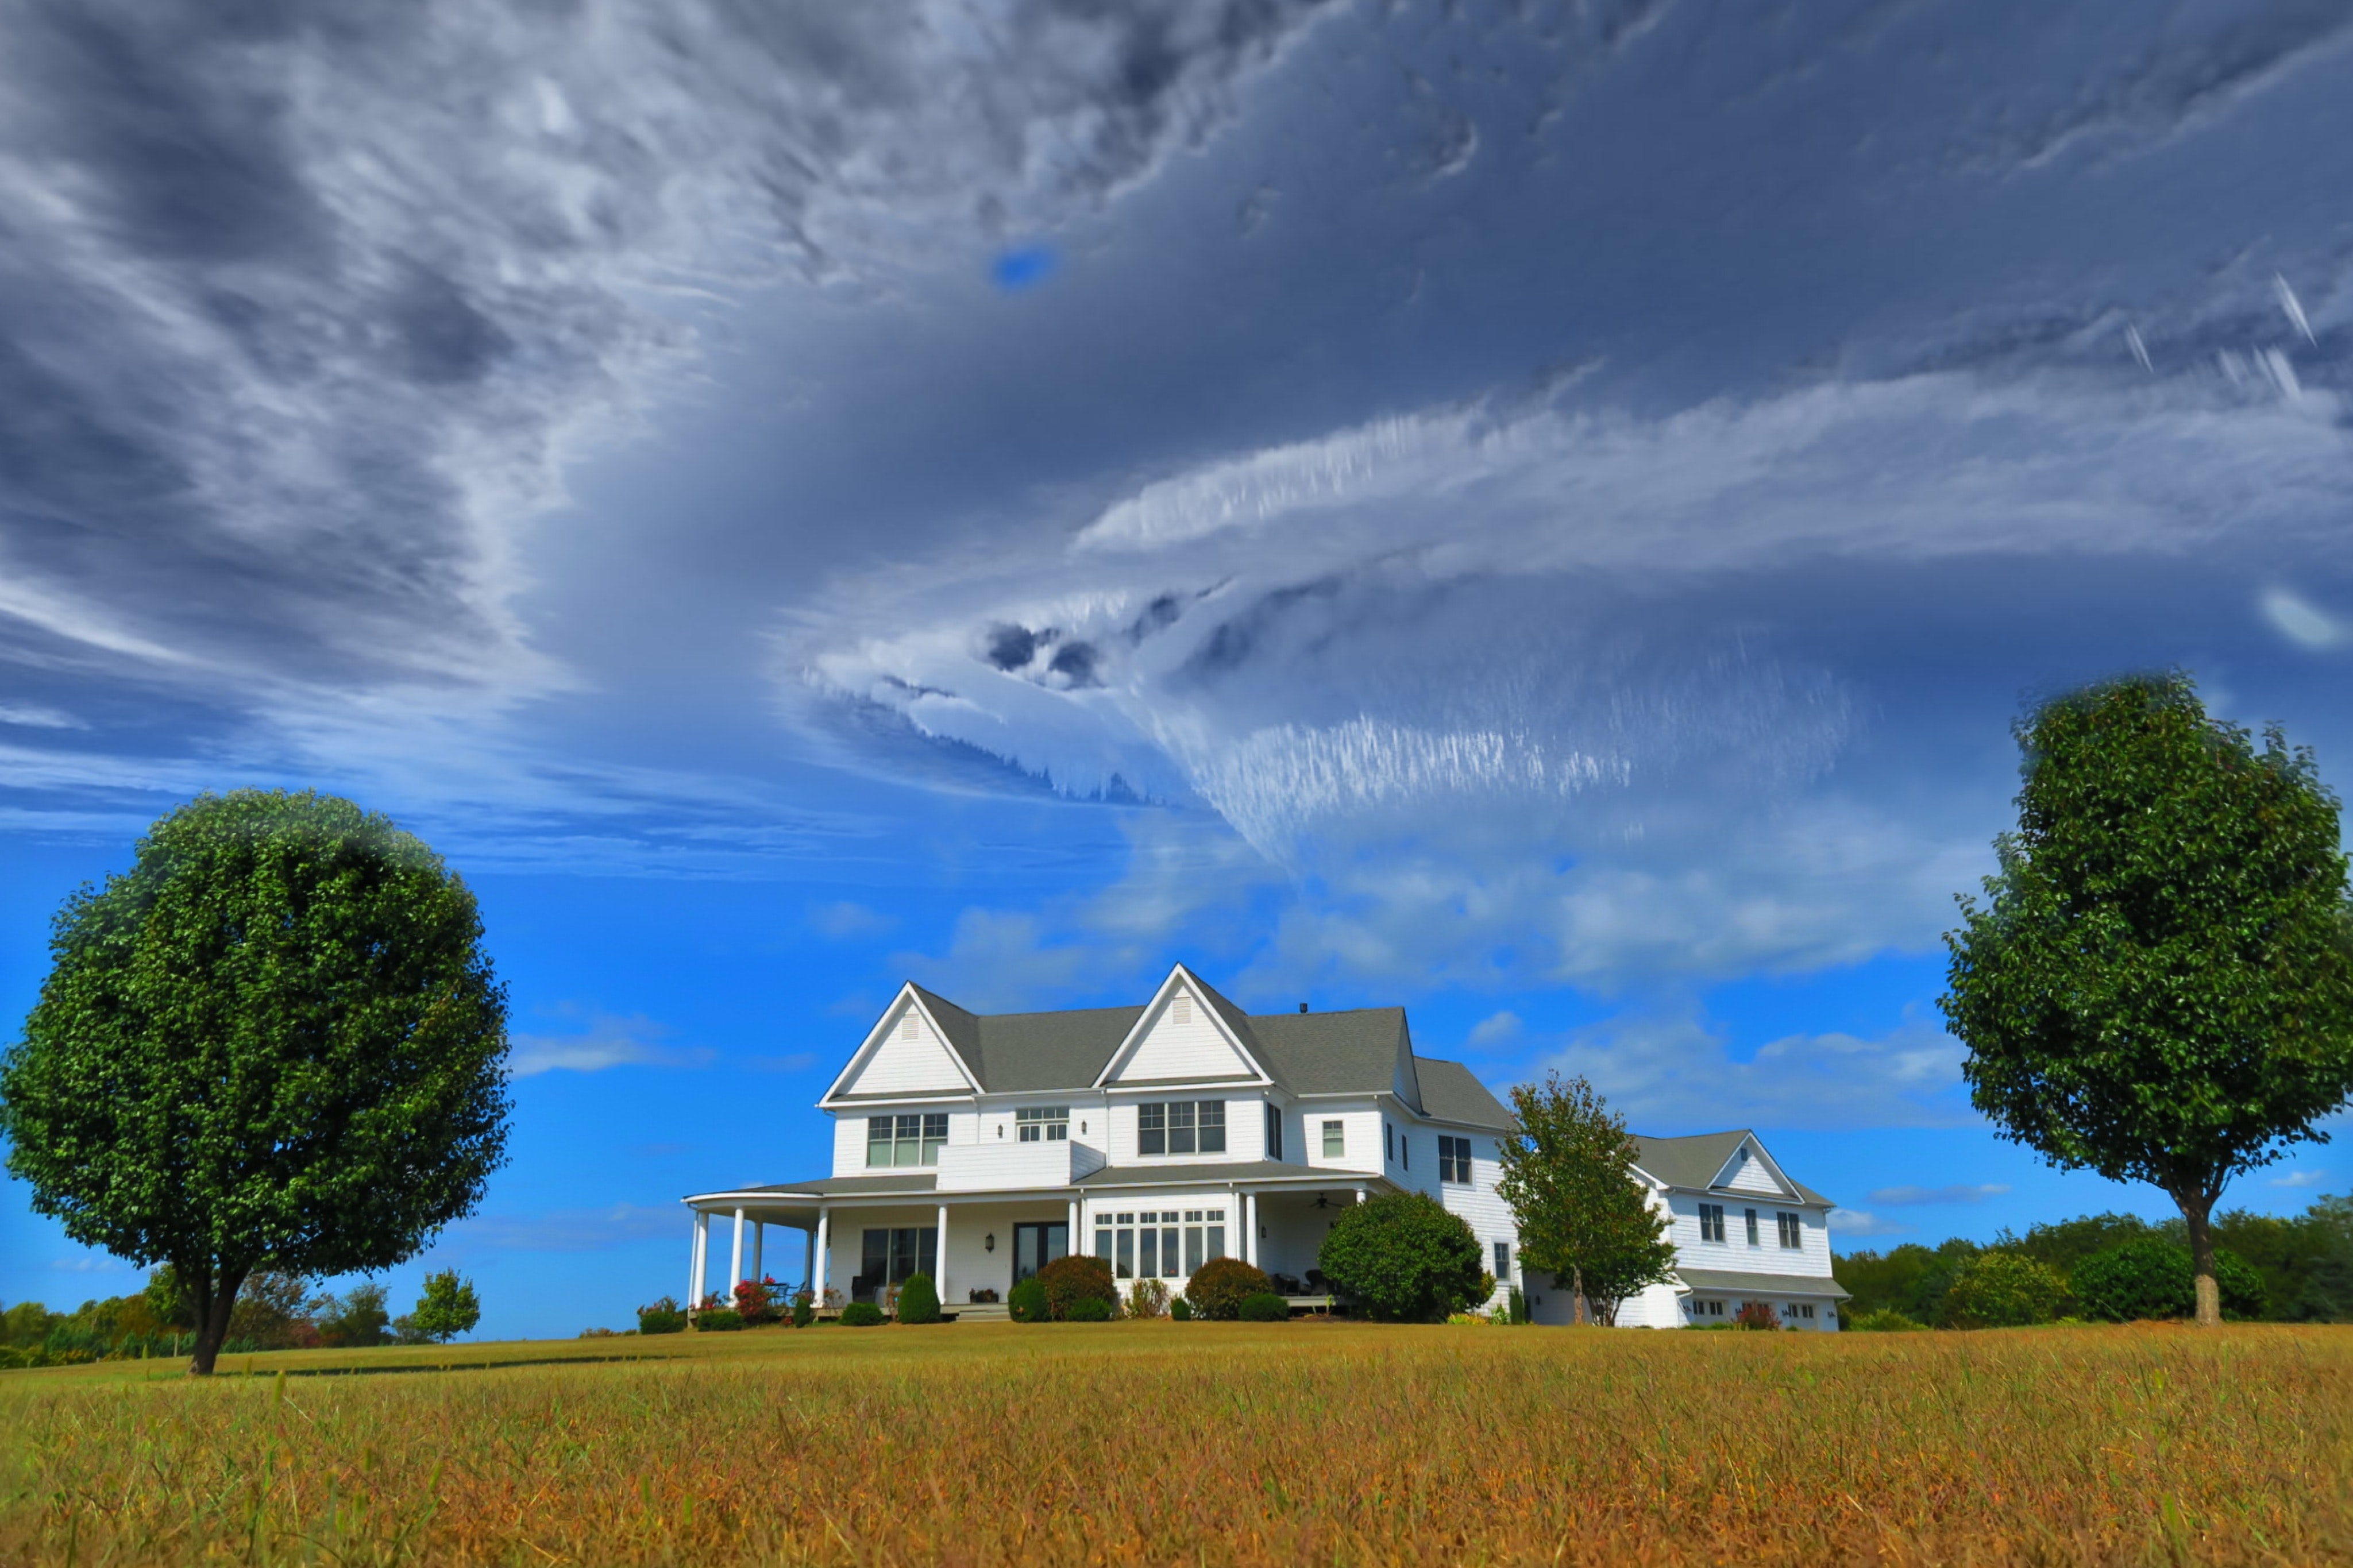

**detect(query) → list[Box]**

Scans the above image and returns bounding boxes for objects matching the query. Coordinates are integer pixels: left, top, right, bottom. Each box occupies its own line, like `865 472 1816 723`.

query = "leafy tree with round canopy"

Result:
0 790 511 1374
1495 1072 1676 1325
1942 675 2353 1326
410 1268 483 1342
1317 1191 1487 1321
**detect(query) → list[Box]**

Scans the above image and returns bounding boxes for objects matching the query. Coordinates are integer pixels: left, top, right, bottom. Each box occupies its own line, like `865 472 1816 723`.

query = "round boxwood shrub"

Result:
1186 1257 1272 1320
897 1272 943 1324
790 1295 816 1329
1237 1292 1289 1322
1939 1252 2069 1328
1847 1307 1926 1333
2072 1238 2266 1322
838 1301 886 1327
1317 1191 1487 1322
1169 1296 1193 1322
637 1297 686 1335
696 1308 745 1332
1008 1277 1050 1323
1035 1254 1118 1321
1064 1296 1114 1322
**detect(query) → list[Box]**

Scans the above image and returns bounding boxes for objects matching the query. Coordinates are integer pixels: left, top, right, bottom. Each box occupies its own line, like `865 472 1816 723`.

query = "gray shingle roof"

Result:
1672 1268 1850 1300
1628 1130 1833 1207
1247 1008 1415 1104
1411 1057 1515 1130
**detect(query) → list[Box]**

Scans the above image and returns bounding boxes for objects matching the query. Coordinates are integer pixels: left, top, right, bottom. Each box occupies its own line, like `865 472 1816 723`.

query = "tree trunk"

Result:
1571 1266 1588 1326
2173 1188 2221 1327
188 1266 246 1376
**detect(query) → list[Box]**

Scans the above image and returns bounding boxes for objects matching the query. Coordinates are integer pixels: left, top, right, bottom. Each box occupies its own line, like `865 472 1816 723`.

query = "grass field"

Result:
2 1321 2347 1566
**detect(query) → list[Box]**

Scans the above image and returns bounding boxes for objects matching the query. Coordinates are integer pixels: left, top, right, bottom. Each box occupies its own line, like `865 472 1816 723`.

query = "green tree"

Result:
313 1282 393 1347
143 1265 195 1334
408 1269 481 1342
1495 1073 1676 1324
0 790 512 1374
1942 675 2353 1326
1316 1191 1487 1322
1832 1238 1980 1323
2071 1237 2266 1322
1938 1252 2068 1328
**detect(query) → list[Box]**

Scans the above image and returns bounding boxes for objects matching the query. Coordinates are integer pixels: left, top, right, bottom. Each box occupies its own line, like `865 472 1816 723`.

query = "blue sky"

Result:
3 0 2350 1338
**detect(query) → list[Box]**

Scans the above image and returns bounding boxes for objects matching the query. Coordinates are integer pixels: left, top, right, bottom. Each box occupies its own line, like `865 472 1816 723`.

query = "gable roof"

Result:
1093 965 1275 1088
1410 1057 1514 1130
1629 1130 1833 1207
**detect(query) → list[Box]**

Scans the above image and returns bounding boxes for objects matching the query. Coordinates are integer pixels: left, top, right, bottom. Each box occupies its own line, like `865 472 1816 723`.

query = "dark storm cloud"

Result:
0 0 1334 702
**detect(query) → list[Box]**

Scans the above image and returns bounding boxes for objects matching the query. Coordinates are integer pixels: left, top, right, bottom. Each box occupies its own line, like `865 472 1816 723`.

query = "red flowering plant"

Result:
733 1279 774 1323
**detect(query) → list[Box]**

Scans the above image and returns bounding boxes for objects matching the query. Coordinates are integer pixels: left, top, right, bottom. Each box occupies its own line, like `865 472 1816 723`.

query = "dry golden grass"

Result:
2 1320 2347 1566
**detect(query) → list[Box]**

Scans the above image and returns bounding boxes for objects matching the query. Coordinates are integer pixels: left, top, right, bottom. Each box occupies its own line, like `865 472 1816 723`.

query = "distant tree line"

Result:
1834 1195 2353 1329
1 1266 480 1368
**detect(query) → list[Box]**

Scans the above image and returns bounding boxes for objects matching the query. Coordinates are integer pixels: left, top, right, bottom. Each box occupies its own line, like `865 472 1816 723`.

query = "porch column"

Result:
1067 1198 1080 1251
689 1210 709 1309
935 1203 950 1301
1243 1191 1257 1266
729 1207 746 1296
803 1225 816 1293
814 1207 831 1302
1353 1185 1367 1206
753 1220 765 1283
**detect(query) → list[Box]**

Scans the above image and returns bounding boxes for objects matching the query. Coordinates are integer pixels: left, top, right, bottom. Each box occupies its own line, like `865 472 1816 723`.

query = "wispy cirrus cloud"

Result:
508 1012 711 1077
1868 1183 2013 1207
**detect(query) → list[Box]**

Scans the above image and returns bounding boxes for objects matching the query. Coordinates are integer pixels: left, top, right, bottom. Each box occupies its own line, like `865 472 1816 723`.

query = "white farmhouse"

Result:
683 963 1848 1328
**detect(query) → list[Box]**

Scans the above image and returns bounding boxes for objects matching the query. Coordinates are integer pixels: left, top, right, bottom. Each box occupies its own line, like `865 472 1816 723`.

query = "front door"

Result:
1012 1222 1068 1284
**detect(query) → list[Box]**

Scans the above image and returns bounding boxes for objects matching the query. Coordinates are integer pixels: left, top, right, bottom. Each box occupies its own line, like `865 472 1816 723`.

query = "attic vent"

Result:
900 1013 918 1041
1172 993 1192 1026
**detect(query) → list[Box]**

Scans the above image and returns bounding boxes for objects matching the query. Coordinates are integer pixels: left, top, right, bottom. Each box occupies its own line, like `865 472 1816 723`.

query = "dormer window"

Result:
1016 1106 1069 1142
867 1113 947 1168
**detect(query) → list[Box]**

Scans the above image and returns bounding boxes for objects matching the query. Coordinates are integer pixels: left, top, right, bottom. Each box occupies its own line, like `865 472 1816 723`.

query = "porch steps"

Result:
952 1303 1012 1322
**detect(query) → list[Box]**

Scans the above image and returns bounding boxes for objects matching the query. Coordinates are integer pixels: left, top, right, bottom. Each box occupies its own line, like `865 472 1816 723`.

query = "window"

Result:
1777 1211 1802 1249
1384 1122 1394 1163
1265 1103 1284 1161
1687 1298 1725 1318
1745 1208 1760 1246
1100 1208 1222 1279
866 1113 948 1167
1322 1119 1345 1158
1137 1100 1226 1156
1016 1106 1069 1142
855 1227 937 1301
1698 1203 1726 1242
1438 1135 1472 1183
1493 1241 1511 1282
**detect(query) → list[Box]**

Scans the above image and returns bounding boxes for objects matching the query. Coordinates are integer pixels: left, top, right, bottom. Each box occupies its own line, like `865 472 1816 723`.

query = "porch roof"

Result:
1074 1160 1380 1189
1672 1268 1850 1300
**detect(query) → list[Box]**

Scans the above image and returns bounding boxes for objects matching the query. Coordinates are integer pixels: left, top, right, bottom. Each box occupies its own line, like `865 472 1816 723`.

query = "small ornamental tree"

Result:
1938 1252 2067 1329
1496 1072 1677 1324
1943 675 2353 1326
1317 1192 1487 1322
1033 1254 1117 1321
411 1269 482 1342
1185 1257 1271 1320
0 791 512 1373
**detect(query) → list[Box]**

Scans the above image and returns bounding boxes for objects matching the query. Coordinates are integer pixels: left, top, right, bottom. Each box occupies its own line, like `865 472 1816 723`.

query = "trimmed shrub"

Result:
1940 1252 2068 1328
838 1301 886 1327
1008 1277 1050 1323
1186 1257 1272 1320
2072 1238 2267 1322
896 1272 943 1324
1733 1300 1781 1331
1169 1296 1193 1322
1847 1308 1927 1332
1064 1296 1113 1322
1507 1288 1528 1325
1123 1277 1170 1319
1035 1254 1118 1321
1238 1292 1289 1322
790 1293 815 1329
696 1308 745 1332
637 1296 686 1335
1317 1192 1487 1322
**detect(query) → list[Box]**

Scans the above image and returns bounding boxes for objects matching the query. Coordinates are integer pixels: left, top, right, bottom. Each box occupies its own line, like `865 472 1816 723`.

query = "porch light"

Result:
985 1233 996 1252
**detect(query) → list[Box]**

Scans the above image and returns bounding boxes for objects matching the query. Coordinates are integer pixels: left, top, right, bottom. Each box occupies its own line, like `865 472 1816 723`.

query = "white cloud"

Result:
0 702 87 731
1868 1183 2013 1207
809 901 898 940
1827 1209 1910 1241
894 909 1093 1014
2261 588 2346 650
2270 1168 2331 1189
1538 1007 1973 1133
1467 1010 1523 1047
508 1012 712 1077
48 1253 135 1273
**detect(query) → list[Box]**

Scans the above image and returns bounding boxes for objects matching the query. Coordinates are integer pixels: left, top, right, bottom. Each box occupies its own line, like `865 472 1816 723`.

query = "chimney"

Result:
1298 1002 1308 1013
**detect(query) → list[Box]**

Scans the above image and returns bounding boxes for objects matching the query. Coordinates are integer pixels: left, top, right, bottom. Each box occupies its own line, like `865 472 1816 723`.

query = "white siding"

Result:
1437 1132 1516 1311
1108 990 1259 1085
1719 1143 1791 1196
1668 1192 1836 1279
1301 1104 1382 1175
840 1005 970 1097
831 1114 867 1177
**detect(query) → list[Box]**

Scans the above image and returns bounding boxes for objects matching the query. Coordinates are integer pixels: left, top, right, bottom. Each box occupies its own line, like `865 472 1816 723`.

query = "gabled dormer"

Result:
1094 964 1274 1091
820 983 982 1106
1710 1137 1800 1199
